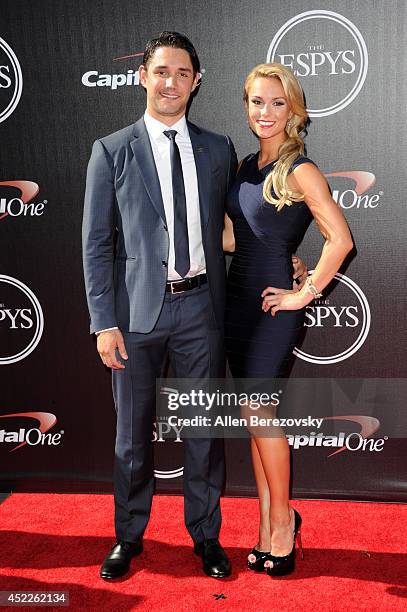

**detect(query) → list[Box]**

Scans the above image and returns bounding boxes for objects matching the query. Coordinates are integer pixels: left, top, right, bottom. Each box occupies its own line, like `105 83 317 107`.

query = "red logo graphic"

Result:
113 52 144 61
0 181 39 220
323 415 380 457
0 411 56 451
324 171 376 194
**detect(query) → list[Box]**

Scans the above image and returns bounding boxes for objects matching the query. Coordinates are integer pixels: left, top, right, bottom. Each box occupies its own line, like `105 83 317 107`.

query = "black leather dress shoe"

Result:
100 540 143 580
194 538 231 578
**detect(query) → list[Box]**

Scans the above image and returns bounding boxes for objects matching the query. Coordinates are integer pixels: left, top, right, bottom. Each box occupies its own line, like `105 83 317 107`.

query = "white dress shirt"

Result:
144 111 206 280
96 112 206 334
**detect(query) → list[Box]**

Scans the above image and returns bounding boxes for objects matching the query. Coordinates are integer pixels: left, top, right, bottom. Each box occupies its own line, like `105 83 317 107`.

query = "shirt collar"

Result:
144 111 189 141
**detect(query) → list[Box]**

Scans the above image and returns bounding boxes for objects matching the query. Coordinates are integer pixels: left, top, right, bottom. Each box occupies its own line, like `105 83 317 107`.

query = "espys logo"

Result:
294 272 370 364
325 171 382 210
287 415 386 457
81 51 143 91
0 37 23 123
0 275 44 365
267 10 368 117
0 412 63 451
153 387 184 479
0 181 47 221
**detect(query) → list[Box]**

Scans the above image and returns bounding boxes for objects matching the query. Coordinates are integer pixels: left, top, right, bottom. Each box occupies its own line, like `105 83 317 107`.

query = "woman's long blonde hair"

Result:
244 63 308 211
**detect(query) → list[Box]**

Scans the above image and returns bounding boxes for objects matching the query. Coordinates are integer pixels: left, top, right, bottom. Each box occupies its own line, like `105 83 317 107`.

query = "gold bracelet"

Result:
305 276 322 299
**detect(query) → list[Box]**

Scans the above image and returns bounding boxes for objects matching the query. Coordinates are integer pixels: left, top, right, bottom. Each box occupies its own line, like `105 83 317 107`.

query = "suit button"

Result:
162 261 167 267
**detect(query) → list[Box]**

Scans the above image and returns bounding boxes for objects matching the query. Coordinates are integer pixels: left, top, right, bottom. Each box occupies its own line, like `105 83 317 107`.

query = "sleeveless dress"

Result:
225 153 315 378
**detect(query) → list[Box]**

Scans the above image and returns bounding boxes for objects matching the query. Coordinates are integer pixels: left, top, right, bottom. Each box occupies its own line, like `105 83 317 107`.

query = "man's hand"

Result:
292 255 308 290
97 329 128 369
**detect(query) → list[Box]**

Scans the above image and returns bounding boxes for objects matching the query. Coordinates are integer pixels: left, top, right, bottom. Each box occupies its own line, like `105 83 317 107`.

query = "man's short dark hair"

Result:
143 31 200 76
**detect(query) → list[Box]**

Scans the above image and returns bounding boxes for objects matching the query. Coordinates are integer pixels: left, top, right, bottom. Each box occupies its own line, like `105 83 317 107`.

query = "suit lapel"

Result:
130 118 166 223
188 122 211 231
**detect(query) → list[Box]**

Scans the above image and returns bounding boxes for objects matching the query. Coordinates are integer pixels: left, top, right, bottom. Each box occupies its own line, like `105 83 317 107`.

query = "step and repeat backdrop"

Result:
1 0 406 501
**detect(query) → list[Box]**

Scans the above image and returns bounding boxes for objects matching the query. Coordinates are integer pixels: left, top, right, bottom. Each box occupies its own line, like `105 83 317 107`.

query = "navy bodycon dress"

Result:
225 152 315 378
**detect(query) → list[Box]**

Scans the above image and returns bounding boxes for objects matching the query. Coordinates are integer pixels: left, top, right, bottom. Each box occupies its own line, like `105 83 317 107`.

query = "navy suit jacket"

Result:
82 117 237 334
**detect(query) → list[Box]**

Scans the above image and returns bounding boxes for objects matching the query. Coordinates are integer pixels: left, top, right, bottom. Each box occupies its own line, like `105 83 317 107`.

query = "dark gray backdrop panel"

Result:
0 0 405 500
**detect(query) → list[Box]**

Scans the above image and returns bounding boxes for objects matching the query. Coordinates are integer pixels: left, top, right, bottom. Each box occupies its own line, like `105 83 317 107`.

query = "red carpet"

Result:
0 494 406 611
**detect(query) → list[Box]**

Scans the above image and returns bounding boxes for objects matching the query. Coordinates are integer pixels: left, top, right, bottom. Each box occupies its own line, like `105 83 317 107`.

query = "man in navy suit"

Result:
83 32 237 580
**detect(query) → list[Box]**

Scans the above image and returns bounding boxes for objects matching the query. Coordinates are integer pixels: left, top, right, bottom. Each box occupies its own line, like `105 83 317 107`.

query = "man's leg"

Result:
112 310 170 544
167 285 226 544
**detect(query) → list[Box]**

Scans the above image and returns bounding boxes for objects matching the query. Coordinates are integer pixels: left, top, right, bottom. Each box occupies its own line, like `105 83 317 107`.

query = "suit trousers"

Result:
112 284 225 544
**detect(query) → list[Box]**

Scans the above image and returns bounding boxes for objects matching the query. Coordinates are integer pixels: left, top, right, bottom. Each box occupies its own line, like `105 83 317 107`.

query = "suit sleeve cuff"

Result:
95 326 119 335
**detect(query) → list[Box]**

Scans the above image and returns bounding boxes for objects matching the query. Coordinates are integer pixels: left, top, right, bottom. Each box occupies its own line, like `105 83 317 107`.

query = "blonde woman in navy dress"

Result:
223 64 353 576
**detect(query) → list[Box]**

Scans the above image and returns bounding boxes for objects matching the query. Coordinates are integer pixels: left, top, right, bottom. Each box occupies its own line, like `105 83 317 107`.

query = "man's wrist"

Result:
95 326 119 335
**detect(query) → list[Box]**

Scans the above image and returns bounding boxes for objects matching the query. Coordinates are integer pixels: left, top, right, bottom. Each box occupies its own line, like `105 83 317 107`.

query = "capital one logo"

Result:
287 415 386 456
0 276 44 365
0 181 47 221
267 10 368 117
81 51 143 91
81 50 205 92
294 272 370 364
325 171 382 210
0 37 23 123
0 412 63 451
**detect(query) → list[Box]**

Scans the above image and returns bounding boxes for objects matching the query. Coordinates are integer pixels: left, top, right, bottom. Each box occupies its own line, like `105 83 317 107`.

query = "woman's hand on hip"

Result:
261 286 307 316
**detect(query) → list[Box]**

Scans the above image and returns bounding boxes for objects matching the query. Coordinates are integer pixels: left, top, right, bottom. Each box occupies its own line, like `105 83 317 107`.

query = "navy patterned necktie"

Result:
164 130 190 278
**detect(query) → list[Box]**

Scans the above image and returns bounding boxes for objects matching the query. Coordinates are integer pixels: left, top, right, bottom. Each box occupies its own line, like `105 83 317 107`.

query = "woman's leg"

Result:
252 434 294 556
250 437 271 551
